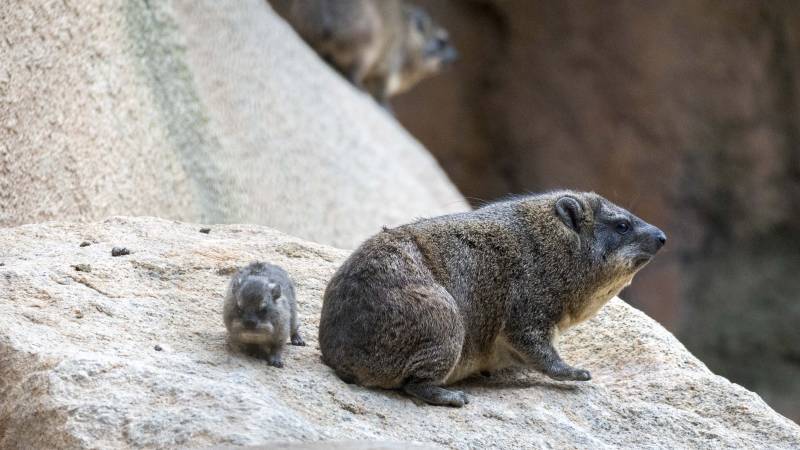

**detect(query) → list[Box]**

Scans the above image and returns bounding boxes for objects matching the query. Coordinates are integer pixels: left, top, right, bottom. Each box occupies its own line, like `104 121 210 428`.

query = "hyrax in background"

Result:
280 0 457 105
319 190 666 406
224 262 305 367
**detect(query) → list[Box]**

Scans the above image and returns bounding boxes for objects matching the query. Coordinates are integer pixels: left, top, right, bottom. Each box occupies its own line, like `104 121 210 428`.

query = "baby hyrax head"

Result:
554 192 667 278
227 277 284 345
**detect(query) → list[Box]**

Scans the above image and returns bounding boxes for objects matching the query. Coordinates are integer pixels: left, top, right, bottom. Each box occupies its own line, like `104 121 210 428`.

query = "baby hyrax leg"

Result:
263 345 285 368
290 330 306 346
236 343 284 369
290 314 305 346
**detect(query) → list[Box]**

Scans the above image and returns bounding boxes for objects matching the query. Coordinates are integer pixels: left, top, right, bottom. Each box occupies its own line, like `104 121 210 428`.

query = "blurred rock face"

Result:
394 0 800 421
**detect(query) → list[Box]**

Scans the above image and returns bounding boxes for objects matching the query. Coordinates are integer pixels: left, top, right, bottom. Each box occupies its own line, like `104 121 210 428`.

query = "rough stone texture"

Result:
0 1 203 225
392 0 800 420
0 0 466 249
1 217 799 449
167 0 467 248
209 443 436 450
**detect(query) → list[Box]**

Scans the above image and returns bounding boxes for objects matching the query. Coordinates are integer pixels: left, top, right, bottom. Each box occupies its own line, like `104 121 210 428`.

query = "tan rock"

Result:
0 0 466 248
0 217 798 449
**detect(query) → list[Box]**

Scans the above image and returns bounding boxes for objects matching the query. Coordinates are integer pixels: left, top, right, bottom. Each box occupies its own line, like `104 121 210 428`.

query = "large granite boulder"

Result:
0 0 466 249
1 217 798 448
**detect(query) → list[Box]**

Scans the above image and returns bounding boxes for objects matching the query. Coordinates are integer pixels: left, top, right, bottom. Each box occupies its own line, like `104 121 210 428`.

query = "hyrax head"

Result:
230 277 283 344
553 192 666 276
398 6 456 86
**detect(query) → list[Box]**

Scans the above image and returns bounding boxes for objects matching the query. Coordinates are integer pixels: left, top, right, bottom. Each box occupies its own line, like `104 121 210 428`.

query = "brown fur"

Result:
282 0 456 104
318 191 666 406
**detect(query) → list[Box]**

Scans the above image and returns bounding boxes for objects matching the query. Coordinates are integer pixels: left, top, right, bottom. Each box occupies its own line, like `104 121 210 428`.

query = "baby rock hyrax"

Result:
224 262 305 367
319 190 667 406
282 0 456 105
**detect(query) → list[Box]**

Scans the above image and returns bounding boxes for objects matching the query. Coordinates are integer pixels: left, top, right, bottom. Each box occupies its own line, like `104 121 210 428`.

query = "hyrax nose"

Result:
243 318 258 329
653 228 667 250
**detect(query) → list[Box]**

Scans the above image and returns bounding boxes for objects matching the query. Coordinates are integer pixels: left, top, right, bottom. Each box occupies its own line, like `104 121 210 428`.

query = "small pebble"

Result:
79 241 91 247
111 247 130 257
74 309 84 319
154 344 163 351
216 266 237 276
199 227 211 234
73 263 92 273
0 262 4 266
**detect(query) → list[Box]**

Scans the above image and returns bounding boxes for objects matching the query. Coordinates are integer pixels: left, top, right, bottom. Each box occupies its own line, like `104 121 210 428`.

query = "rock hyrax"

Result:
283 0 456 105
224 262 305 367
319 191 666 406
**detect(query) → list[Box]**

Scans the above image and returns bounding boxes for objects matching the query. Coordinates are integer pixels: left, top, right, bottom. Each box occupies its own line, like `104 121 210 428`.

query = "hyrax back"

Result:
284 0 456 104
319 191 666 406
223 262 305 368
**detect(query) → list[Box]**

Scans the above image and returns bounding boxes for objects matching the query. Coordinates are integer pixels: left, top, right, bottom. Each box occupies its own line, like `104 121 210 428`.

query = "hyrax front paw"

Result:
549 366 591 381
291 332 306 346
267 354 284 368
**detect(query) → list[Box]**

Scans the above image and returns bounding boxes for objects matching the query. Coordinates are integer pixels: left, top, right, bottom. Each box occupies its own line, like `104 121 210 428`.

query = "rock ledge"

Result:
1 217 798 449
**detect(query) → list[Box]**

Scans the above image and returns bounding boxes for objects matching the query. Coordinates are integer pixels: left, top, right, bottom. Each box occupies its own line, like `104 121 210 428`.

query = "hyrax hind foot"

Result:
403 383 470 407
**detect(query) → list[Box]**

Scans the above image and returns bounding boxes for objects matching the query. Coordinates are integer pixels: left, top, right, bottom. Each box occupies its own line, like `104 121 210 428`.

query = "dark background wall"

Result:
393 0 800 421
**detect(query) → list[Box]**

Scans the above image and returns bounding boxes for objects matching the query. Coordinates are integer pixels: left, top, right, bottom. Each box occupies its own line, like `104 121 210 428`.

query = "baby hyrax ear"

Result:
269 282 282 300
555 196 584 232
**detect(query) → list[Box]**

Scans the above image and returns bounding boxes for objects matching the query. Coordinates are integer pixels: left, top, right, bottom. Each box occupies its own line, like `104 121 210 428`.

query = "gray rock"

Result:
0 217 798 449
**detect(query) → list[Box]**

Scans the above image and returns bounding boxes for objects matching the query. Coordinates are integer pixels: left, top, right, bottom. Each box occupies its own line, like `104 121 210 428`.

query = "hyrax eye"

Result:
616 221 631 234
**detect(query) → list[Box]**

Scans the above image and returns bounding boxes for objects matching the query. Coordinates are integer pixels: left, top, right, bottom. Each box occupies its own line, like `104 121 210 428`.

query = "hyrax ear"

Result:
555 196 583 232
269 282 281 300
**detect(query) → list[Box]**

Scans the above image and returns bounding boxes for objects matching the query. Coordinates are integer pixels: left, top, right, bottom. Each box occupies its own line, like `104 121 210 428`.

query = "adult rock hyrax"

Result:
319 190 666 406
224 262 305 367
282 0 457 105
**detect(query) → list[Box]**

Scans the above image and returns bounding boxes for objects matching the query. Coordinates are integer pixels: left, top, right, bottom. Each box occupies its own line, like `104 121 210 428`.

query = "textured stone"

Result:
0 0 466 249
1 217 798 449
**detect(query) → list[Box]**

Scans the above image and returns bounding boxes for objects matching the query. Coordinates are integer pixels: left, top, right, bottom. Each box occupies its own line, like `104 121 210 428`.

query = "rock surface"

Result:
1 217 798 449
0 0 466 248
